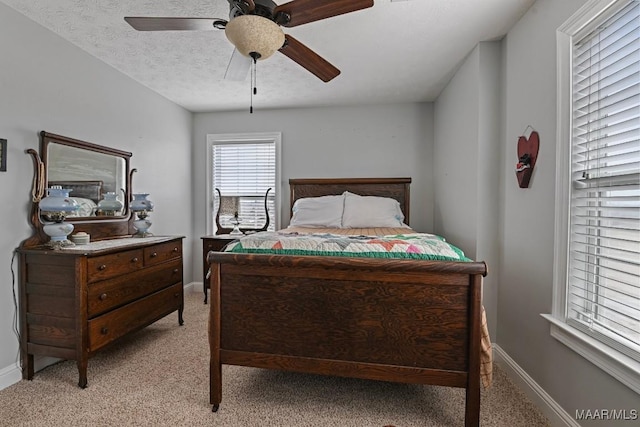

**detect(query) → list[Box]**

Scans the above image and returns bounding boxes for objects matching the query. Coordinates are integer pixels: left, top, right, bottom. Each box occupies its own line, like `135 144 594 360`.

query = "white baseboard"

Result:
189 281 204 291
0 355 78 392
184 281 201 292
0 361 21 391
0 281 200 392
493 344 580 427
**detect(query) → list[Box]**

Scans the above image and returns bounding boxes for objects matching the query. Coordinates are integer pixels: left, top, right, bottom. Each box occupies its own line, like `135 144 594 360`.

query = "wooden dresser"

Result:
18 235 184 388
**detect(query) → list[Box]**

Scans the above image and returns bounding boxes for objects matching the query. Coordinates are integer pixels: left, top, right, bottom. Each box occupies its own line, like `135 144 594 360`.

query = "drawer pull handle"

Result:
173 247 179 252
151 252 158 258
99 265 107 271
101 327 109 335
173 269 179 273
132 257 139 263
174 293 180 298
99 293 108 301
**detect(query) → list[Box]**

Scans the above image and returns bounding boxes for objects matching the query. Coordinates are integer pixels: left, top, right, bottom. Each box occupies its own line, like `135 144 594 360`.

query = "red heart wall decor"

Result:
515 130 540 188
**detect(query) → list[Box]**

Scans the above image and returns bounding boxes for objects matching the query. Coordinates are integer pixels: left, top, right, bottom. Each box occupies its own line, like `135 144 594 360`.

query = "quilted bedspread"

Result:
225 231 470 262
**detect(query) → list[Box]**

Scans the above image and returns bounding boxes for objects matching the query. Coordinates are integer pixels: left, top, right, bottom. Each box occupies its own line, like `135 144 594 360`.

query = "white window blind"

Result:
567 0 640 361
212 141 276 231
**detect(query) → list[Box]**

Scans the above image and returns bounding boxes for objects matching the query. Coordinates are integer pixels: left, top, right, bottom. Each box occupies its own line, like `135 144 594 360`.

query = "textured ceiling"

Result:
1 0 535 112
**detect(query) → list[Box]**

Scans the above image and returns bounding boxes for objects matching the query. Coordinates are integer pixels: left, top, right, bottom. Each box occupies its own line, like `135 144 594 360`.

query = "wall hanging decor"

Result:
515 126 539 188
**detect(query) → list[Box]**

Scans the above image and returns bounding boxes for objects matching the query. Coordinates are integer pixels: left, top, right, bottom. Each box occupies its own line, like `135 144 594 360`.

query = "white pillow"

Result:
67 197 98 217
342 191 406 228
289 194 345 228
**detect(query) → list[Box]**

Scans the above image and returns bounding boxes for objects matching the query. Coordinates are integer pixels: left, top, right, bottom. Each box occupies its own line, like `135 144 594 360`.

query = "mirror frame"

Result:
22 131 136 247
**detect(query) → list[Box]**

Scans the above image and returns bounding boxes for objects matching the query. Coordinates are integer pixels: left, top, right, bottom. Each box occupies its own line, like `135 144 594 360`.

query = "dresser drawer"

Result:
88 282 183 352
87 259 183 318
144 240 182 266
87 249 144 283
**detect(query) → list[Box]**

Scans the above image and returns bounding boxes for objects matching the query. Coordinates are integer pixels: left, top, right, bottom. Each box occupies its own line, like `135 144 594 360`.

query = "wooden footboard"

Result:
209 252 487 426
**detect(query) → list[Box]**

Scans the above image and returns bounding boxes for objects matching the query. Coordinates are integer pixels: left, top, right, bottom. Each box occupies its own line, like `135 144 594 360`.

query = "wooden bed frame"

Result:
208 178 487 426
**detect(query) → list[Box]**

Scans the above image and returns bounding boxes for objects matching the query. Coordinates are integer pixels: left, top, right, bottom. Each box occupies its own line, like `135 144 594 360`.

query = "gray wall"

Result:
497 0 638 423
0 3 193 387
433 41 502 337
434 1 639 423
191 104 434 281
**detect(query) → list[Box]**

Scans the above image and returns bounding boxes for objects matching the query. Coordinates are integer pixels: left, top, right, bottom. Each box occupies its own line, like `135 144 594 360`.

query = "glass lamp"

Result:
97 192 123 216
224 15 286 113
219 196 243 235
39 186 80 249
131 193 154 237
225 15 285 60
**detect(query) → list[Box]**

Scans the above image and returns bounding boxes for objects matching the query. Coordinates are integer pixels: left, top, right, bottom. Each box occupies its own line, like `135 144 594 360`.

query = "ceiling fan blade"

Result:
279 34 340 82
274 0 373 27
224 48 252 81
124 17 226 31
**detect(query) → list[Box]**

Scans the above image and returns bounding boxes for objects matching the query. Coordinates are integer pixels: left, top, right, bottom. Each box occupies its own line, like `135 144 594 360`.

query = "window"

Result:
546 0 640 393
206 133 281 234
568 0 640 358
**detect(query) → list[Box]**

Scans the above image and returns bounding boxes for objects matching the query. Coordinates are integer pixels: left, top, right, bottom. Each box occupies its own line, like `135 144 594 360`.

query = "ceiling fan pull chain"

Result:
250 53 259 114
250 58 254 113
253 55 257 98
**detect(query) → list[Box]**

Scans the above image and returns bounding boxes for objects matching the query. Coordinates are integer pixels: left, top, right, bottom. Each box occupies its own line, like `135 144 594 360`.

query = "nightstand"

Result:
201 235 238 304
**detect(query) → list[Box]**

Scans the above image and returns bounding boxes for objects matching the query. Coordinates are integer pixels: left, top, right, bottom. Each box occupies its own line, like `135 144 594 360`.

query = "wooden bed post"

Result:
465 273 483 426
209 262 222 412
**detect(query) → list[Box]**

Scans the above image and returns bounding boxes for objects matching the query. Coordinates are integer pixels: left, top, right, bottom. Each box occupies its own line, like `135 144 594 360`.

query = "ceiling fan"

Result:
124 0 374 83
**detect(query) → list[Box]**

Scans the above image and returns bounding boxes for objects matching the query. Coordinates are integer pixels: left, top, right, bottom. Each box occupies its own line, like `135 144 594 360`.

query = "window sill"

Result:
541 314 640 394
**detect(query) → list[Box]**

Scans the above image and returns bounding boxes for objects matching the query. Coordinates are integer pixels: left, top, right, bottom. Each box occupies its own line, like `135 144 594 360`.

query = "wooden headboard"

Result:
49 180 104 204
289 177 411 225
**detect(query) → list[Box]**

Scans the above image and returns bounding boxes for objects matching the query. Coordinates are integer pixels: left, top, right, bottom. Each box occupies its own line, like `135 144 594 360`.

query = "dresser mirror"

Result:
47 141 128 218
23 131 136 246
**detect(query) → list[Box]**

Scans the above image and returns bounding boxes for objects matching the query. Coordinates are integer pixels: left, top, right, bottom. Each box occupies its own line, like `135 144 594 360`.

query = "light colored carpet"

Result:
0 290 550 426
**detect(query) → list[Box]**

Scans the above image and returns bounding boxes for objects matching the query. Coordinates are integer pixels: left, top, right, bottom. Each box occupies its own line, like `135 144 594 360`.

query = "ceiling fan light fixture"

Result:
225 15 285 60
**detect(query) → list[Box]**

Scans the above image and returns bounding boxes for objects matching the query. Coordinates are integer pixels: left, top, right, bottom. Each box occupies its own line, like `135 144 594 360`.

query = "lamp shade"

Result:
40 187 79 215
219 196 240 216
131 193 154 212
97 192 123 216
225 15 285 60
